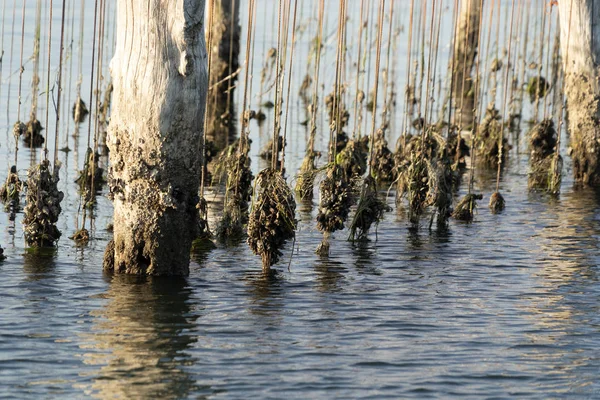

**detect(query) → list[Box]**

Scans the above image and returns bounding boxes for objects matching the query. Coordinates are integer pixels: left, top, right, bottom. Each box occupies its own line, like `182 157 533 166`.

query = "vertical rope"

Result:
53 0 68 169
352 0 366 140
14 0 26 167
43 0 54 160
495 0 516 193
307 0 324 158
281 0 299 173
367 0 385 175
555 0 575 186
401 0 416 146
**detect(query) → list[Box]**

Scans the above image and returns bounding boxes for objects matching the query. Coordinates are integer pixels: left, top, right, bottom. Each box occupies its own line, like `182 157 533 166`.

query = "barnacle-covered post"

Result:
104 0 208 275
558 0 600 185
452 0 482 130
205 0 240 149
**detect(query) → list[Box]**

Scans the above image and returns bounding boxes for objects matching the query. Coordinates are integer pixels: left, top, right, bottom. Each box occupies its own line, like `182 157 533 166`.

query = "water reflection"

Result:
314 258 346 293
82 275 200 399
351 241 381 276
22 248 57 281
519 187 600 392
245 270 284 318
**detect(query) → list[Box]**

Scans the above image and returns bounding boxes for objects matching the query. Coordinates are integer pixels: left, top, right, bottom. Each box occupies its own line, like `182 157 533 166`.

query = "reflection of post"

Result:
206 0 240 149
104 0 208 275
558 0 600 185
83 276 198 398
452 0 482 129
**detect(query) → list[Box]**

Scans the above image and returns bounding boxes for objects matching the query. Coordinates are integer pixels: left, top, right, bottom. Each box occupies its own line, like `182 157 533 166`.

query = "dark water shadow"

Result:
82 275 203 399
351 240 381 276
314 257 347 293
22 247 57 281
191 237 217 266
244 269 285 317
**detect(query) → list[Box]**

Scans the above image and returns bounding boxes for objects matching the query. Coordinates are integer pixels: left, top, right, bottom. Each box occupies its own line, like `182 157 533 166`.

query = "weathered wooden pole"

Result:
104 0 208 275
558 0 600 185
452 0 482 129
205 0 240 149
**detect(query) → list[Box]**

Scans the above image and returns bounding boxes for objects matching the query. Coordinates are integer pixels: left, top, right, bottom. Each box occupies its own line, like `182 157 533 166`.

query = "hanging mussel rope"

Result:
72 0 88 126
2 0 26 210
349 0 391 242
369 0 396 185
215 0 256 242
489 0 517 214
25 0 45 148
23 0 66 248
395 0 453 227
70 0 103 244
337 0 370 182
295 0 324 202
453 0 485 222
316 0 356 256
528 1 567 195
196 0 218 242
248 0 297 272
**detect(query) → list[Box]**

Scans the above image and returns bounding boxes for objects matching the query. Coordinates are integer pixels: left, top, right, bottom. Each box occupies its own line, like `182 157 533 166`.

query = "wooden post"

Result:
104 0 208 275
558 0 600 185
453 0 482 130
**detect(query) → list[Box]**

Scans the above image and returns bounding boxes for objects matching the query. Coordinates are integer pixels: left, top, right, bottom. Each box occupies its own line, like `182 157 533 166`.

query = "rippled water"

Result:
1 1 600 399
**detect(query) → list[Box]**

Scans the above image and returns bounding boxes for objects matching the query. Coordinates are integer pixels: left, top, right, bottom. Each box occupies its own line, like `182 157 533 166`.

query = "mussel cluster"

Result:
247 168 297 270
337 136 369 179
72 97 89 123
316 164 354 254
22 118 45 147
452 193 483 222
23 160 64 247
76 148 105 207
371 127 396 183
0 166 23 209
295 149 319 201
528 118 561 193
476 106 508 168
215 141 254 241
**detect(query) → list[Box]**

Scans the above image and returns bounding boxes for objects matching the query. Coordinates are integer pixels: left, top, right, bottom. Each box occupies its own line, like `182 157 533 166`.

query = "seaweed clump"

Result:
247 168 297 271
23 160 64 247
0 166 23 209
349 176 391 241
316 164 354 255
452 193 483 222
528 119 562 193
